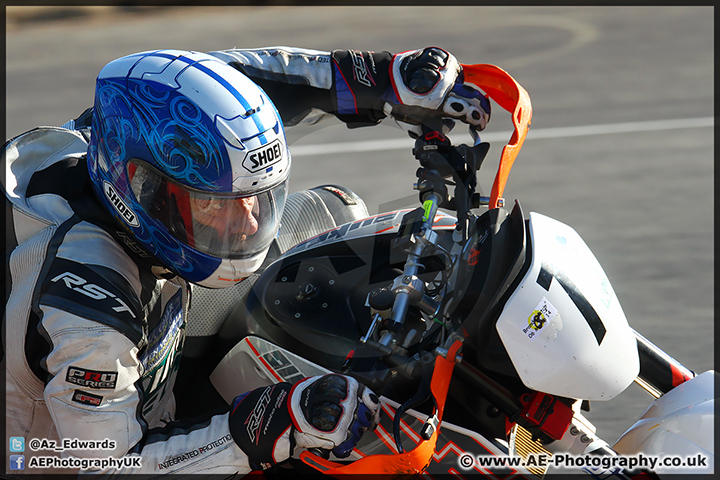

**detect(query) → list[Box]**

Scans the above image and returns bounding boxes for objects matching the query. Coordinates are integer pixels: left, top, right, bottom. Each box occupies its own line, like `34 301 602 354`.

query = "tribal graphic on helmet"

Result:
88 49 290 288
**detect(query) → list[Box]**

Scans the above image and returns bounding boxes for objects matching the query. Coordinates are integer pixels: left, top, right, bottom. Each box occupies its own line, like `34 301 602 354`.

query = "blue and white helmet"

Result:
88 50 290 288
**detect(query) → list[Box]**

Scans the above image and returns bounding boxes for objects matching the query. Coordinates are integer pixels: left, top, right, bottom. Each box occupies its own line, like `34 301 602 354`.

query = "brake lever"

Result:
392 358 434 453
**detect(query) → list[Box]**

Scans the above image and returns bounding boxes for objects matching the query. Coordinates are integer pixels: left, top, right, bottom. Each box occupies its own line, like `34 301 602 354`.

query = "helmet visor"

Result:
128 160 287 259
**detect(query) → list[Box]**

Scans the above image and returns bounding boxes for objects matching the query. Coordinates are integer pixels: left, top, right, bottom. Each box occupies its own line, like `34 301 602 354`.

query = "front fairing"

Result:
495 212 639 401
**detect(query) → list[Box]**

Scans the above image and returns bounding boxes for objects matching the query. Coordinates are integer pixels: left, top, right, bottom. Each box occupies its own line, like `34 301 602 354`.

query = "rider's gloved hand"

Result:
229 374 381 470
331 47 490 134
387 47 491 132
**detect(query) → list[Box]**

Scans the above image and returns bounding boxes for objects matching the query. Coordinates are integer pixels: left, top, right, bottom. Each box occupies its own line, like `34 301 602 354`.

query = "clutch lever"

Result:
306 447 331 460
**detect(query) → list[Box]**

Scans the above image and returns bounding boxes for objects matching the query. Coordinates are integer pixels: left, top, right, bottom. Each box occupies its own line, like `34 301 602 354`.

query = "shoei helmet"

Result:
87 50 290 288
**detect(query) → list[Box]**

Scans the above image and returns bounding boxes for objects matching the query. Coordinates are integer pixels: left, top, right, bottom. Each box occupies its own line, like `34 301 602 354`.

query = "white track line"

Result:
289 116 713 157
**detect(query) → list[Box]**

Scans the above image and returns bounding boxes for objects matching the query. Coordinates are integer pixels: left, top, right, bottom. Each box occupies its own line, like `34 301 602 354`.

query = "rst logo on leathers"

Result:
103 181 139 227
50 272 137 319
242 140 283 173
246 386 274 444
350 50 376 87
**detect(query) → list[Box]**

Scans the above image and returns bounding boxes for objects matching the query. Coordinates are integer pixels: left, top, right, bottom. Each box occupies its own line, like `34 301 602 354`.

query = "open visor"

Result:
128 160 287 259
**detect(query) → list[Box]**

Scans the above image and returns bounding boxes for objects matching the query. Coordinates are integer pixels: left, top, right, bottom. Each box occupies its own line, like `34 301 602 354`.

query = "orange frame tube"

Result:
461 64 532 210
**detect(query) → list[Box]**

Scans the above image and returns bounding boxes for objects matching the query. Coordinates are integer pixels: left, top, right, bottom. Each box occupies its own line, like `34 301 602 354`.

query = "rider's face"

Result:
190 195 259 238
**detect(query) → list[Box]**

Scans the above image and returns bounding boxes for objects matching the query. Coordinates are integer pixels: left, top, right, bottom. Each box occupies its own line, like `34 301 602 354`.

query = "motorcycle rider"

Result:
3 46 490 476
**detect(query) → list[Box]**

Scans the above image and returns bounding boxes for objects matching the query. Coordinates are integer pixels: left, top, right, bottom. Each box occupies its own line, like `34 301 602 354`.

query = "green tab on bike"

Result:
422 199 433 222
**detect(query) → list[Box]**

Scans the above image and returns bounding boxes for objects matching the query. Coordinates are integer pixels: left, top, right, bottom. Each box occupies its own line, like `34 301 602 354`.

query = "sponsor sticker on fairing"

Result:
523 297 557 340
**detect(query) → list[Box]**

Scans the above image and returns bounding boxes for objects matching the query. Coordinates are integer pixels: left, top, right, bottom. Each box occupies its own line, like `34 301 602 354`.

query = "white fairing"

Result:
496 212 639 400
210 336 330 402
613 370 714 475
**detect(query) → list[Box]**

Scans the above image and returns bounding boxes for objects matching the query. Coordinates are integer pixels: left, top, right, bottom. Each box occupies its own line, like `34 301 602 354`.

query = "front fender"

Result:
613 370 715 475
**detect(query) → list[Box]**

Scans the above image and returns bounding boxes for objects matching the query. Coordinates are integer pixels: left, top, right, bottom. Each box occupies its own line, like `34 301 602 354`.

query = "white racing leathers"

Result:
3 126 252 477
3 47 341 477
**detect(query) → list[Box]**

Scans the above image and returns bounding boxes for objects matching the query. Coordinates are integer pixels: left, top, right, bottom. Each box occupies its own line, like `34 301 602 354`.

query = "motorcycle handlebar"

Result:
388 191 443 329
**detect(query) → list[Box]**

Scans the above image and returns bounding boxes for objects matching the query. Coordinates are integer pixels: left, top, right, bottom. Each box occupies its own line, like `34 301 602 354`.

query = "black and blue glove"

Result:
229 374 381 470
332 47 491 133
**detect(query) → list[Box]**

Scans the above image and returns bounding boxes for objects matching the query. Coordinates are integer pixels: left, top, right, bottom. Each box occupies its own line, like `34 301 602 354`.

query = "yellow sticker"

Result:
523 297 557 340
